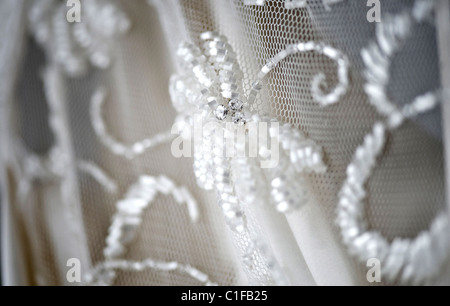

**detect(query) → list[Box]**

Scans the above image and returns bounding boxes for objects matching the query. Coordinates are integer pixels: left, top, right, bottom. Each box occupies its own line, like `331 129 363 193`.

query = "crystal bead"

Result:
232 112 246 126
214 105 228 120
228 98 244 111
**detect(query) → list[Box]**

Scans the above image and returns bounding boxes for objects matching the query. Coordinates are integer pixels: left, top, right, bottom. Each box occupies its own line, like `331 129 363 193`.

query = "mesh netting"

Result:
8 0 446 285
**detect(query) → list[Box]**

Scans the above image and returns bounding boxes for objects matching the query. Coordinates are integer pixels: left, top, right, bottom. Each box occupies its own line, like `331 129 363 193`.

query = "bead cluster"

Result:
212 136 247 233
270 174 308 213
277 123 327 173
252 118 328 213
200 31 248 125
192 116 215 190
169 30 349 284
171 33 346 214
173 32 249 126
170 34 249 231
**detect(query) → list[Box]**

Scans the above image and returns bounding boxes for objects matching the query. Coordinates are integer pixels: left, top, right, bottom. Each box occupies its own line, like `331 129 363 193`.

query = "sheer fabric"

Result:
1 0 450 286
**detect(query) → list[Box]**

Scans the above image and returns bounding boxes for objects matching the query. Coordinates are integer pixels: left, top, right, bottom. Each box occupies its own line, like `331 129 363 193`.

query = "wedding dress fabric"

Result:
1 0 449 286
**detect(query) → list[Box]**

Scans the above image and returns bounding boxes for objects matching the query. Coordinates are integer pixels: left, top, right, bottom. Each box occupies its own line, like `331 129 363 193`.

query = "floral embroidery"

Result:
170 32 347 215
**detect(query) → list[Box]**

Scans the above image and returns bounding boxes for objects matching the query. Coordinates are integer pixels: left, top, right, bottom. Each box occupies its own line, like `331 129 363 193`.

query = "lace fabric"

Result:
1 0 449 286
